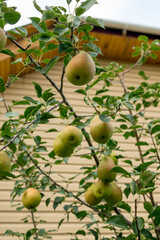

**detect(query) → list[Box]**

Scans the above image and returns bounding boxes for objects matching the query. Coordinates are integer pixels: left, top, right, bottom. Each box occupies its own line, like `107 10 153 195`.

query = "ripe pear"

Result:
85 185 102 206
22 188 41 209
0 150 11 173
65 52 96 86
106 182 122 205
97 155 117 182
90 115 113 144
92 180 113 200
0 28 7 51
61 125 83 147
110 151 118 165
53 133 74 157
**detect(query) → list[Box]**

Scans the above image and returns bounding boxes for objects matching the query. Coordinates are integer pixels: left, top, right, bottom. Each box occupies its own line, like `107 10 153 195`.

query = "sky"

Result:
5 0 160 34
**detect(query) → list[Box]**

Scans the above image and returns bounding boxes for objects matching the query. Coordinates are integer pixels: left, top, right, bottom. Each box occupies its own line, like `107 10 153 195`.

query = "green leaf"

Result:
0 77 5 92
144 201 153 214
138 35 148 42
76 230 86 236
34 135 41 147
151 124 160 134
89 229 98 240
135 141 148 146
0 170 16 178
92 97 103 105
106 215 128 229
53 196 65 210
99 114 111 123
116 201 131 213
33 0 43 13
132 217 145 235
75 89 86 95
111 166 131 177
75 0 97 16
46 128 58 133
0 49 16 57
23 96 39 104
4 112 18 118
24 106 37 120
33 82 42 98
149 206 160 218
77 24 93 33
16 27 28 37
124 102 134 110
139 187 156 195
138 70 149 80
120 114 135 124
134 160 156 172
86 16 105 29
67 14 81 29
58 218 65 229
4 229 22 237
4 12 21 24
44 56 60 74
13 100 30 106
30 17 45 33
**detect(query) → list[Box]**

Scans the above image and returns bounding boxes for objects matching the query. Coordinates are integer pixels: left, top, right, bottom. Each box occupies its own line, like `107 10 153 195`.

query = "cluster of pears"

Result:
85 154 122 206
53 125 83 157
84 115 122 206
0 27 7 51
66 51 96 86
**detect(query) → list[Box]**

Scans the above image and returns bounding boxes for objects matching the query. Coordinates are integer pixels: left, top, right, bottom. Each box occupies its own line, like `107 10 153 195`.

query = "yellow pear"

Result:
65 52 96 86
90 115 113 144
53 133 74 157
22 188 41 209
61 126 83 147
97 155 117 182
0 28 7 51
92 180 113 200
0 150 11 173
106 182 122 205
85 185 102 206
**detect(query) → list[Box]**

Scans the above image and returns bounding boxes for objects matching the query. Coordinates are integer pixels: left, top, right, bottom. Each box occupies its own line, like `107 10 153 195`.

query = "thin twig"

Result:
30 209 38 239
60 65 66 92
135 199 141 240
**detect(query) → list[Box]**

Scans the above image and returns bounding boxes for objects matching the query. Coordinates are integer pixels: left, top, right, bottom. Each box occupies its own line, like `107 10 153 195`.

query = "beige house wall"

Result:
0 59 159 239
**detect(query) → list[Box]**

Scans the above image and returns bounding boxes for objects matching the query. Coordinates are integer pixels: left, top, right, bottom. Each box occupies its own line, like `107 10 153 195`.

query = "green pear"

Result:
110 151 118 165
22 188 41 209
53 133 74 157
0 28 7 51
97 155 117 182
65 51 95 86
85 185 102 206
90 115 113 144
0 150 11 173
61 125 83 147
106 182 122 205
92 180 113 200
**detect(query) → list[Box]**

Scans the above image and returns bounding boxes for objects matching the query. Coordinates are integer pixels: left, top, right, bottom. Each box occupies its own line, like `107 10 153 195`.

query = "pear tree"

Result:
0 1 160 240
